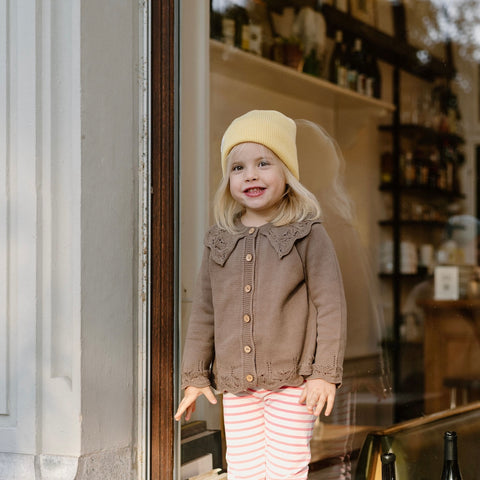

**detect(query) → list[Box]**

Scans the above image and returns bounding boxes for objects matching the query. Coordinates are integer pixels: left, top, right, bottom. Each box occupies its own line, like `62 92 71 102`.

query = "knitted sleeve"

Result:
180 246 215 389
301 223 347 385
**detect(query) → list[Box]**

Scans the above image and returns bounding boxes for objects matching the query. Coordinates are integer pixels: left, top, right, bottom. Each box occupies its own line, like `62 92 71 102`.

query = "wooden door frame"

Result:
150 0 178 478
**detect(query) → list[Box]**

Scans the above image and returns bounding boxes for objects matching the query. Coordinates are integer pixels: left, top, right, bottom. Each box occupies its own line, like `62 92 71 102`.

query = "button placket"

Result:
242 229 256 385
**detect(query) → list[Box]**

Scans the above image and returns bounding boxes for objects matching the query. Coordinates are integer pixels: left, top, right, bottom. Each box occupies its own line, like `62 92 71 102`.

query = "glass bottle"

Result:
381 452 396 480
403 151 415 186
347 38 363 92
441 431 463 480
366 52 381 98
380 138 393 185
355 39 367 95
329 30 347 87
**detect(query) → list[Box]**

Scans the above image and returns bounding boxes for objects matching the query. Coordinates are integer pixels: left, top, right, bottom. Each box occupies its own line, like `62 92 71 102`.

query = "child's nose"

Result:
244 167 258 180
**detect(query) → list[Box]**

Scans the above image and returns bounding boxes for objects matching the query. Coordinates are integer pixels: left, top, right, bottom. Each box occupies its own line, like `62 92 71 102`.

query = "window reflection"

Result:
178 1 480 478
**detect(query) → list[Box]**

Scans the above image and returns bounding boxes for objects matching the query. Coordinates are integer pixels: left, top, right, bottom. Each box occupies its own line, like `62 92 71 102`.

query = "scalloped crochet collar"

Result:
205 219 320 266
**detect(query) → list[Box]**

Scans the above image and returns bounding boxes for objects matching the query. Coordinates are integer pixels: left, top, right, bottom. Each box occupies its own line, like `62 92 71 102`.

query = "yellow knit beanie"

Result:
220 110 299 180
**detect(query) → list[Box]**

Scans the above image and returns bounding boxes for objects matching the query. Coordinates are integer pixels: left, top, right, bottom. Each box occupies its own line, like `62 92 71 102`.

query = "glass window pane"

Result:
177 1 480 477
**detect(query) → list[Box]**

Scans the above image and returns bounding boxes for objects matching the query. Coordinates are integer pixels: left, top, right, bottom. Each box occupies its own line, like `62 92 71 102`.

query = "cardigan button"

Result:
244 345 251 353
248 227 255 234
245 253 253 261
244 284 252 293
243 314 251 323
246 374 254 382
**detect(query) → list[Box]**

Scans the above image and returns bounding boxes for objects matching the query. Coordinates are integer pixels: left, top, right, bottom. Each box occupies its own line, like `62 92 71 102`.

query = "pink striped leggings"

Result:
223 385 317 480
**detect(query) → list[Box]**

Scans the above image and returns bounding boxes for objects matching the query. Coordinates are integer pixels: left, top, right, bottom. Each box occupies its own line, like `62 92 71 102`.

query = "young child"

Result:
175 110 347 480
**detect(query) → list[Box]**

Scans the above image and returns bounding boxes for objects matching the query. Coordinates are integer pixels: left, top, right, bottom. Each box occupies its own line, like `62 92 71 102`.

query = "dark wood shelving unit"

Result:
321 4 462 422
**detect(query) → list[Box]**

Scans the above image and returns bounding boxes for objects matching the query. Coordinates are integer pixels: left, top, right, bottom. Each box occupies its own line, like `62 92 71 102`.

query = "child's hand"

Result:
299 379 336 417
174 386 217 421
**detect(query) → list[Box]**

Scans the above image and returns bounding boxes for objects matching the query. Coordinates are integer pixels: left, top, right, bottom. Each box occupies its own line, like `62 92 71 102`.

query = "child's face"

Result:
228 142 287 224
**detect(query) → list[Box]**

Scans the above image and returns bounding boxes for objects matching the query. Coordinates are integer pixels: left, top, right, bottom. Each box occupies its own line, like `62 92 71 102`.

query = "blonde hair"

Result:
214 143 321 233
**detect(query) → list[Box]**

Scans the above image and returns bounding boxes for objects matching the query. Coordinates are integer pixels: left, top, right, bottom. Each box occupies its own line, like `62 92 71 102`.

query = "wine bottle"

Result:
328 30 347 87
365 53 375 97
225 5 249 49
441 431 463 480
403 151 415 186
347 38 363 93
381 452 396 480
366 52 381 98
355 39 367 95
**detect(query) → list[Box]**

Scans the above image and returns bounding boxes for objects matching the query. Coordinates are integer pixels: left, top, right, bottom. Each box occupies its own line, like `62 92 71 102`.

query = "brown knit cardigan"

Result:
181 219 347 393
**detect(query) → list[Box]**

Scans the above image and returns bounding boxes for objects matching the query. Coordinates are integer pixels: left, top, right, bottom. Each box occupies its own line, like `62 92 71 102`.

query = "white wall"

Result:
0 1 140 479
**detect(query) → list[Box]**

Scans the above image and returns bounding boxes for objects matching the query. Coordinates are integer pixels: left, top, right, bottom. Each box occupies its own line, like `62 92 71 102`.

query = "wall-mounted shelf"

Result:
210 39 395 113
378 219 447 228
379 272 431 280
379 182 465 200
379 124 465 146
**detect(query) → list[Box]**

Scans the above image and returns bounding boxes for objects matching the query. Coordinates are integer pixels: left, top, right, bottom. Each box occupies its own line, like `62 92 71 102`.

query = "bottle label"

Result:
249 25 262 55
366 77 374 97
347 69 357 90
241 24 250 51
357 73 366 95
337 66 347 88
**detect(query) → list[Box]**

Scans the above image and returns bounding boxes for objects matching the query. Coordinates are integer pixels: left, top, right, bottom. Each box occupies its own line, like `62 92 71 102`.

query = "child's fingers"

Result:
184 402 196 421
174 390 198 421
313 394 327 417
298 388 307 405
323 393 335 417
174 398 192 421
203 387 218 405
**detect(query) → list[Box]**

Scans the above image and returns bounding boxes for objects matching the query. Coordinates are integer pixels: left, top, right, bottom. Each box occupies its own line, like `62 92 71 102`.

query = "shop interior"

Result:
177 1 480 478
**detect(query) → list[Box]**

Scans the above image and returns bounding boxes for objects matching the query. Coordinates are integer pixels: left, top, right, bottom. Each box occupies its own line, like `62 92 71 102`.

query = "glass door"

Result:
163 1 480 478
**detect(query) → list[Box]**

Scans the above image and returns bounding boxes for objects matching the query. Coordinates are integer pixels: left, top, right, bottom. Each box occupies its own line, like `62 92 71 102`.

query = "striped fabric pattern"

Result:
223 386 317 480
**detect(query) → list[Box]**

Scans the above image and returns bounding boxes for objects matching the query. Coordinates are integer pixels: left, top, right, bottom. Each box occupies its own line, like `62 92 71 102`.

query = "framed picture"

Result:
374 0 394 36
434 266 459 300
349 0 375 25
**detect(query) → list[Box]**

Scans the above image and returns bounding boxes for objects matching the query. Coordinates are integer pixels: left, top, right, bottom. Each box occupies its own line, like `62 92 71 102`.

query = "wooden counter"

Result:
418 299 480 413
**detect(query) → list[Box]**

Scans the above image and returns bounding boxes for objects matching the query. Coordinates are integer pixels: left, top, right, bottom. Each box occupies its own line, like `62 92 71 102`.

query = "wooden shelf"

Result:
379 124 465 146
378 219 447 228
379 272 430 280
379 182 465 199
210 39 395 113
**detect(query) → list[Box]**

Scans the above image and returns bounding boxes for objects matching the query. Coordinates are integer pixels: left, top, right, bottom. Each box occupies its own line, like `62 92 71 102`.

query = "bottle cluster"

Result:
381 144 462 194
211 4 382 95
212 3 264 56
328 30 381 98
402 80 463 135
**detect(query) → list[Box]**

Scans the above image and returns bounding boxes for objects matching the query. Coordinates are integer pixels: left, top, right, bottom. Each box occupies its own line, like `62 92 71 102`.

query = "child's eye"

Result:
259 160 270 167
231 164 243 172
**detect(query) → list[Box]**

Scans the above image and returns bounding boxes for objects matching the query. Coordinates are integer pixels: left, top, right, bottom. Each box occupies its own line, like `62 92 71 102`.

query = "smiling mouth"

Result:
244 187 266 196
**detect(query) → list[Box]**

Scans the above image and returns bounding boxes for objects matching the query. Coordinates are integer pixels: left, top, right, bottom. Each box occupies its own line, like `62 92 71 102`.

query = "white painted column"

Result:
0 4 40 477
0 0 9 419
0 1 140 479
